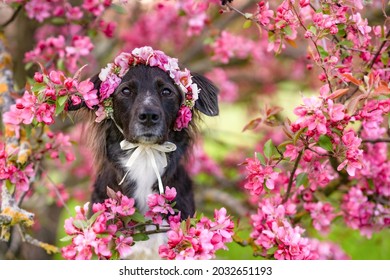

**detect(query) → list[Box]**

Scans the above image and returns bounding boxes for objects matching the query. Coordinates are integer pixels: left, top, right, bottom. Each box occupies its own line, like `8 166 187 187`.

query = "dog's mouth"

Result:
133 133 164 145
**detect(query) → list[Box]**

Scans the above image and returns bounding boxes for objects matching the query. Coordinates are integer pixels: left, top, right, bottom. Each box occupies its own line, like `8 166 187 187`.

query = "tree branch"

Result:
0 5 23 29
282 150 303 204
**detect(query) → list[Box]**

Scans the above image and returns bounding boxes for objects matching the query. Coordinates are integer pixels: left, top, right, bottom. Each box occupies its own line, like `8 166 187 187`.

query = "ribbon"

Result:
119 140 177 194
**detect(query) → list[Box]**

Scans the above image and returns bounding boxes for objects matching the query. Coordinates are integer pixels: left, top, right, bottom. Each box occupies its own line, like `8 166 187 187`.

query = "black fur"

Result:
83 65 218 220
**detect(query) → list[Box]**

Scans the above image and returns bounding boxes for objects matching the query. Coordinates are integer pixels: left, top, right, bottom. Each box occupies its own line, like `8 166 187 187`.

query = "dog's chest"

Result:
121 148 167 214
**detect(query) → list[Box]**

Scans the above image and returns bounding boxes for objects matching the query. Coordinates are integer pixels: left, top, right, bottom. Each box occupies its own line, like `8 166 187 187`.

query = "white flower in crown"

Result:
98 63 113 82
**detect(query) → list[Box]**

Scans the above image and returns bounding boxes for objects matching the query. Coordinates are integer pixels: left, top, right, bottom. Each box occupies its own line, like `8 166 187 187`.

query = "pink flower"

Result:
36 103 55 125
99 73 121 100
77 80 99 109
175 106 192 131
243 156 279 195
25 0 51 22
257 1 274 26
115 235 133 259
116 195 135 216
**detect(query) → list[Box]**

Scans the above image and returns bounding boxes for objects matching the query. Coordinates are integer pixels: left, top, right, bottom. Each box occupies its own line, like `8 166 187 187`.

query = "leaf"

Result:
73 64 89 81
342 73 362 86
317 45 329 58
132 233 149 242
130 212 146 224
243 19 252 29
346 94 365 115
296 173 308 187
285 38 297 48
264 139 278 159
277 140 293 151
88 211 103 226
318 135 333 152
72 219 88 229
55 96 67 116
31 83 46 94
242 117 262 132
256 152 266 165
59 235 74 242
106 187 118 200
327 88 349 100
293 126 306 145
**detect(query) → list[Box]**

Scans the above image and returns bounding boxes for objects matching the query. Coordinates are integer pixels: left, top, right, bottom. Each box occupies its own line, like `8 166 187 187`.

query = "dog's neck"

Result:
120 148 167 213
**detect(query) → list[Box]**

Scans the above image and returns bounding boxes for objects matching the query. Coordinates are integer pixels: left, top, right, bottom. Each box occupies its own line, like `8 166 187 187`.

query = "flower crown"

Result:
94 46 199 131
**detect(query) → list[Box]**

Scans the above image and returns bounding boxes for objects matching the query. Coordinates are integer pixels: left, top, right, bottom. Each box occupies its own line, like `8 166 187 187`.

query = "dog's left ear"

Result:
192 73 219 116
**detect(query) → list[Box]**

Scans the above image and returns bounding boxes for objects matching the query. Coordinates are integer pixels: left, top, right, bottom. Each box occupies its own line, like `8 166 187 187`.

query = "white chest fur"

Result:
121 147 167 214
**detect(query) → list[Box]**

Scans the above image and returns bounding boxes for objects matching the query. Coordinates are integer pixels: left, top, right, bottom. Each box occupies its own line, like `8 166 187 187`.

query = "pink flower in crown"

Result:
99 73 121 100
114 53 133 77
132 46 154 63
175 106 192 131
163 57 180 80
148 50 169 68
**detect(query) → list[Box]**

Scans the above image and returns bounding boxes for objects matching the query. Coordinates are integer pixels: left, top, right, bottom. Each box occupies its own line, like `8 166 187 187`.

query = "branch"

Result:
282 150 303 204
362 138 390 144
0 5 23 29
368 29 390 70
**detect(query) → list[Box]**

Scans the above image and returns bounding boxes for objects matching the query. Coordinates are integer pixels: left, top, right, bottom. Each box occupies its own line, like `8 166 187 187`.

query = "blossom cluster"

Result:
25 35 94 73
250 195 347 259
159 207 234 260
61 187 234 260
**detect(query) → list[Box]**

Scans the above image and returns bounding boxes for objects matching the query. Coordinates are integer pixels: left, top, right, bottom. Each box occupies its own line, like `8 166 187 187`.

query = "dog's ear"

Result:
67 74 101 111
192 73 219 116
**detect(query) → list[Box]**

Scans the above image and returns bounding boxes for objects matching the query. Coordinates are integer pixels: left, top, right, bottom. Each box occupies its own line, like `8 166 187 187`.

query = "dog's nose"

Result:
138 111 160 126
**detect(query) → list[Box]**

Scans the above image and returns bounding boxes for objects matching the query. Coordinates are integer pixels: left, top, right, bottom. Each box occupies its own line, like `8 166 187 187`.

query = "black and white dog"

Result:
87 64 218 216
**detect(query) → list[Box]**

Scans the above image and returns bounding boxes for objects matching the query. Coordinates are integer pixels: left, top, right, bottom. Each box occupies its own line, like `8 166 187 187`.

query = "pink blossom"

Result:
115 235 133 259
175 106 192 131
257 1 274 26
99 73 121 100
25 0 51 22
77 80 99 109
36 103 55 125
243 156 279 195
205 68 238 103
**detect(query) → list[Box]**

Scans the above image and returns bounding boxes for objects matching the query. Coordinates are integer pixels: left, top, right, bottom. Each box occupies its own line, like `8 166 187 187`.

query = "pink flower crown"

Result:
94 46 199 131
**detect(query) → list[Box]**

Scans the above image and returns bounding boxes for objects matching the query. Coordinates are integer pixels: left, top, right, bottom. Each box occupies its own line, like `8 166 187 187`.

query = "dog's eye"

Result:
121 87 132 95
161 88 172 97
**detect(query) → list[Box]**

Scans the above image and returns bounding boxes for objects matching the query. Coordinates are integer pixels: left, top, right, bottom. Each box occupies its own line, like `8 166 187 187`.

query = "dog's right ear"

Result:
67 74 101 111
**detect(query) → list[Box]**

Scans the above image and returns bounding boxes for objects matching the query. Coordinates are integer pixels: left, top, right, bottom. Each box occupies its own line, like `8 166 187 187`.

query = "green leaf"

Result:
88 211 103 226
317 45 329 58
130 212 146 223
243 19 252 29
318 135 333 152
256 152 266 165
111 3 127 14
264 139 278 159
31 83 46 93
381 52 389 66
59 235 74 242
72 219 88 229
132 233 149 242
55 95 68 116
296 173 309 187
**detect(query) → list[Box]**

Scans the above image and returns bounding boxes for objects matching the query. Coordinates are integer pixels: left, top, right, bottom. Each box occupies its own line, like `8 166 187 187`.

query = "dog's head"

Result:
87 64 219 144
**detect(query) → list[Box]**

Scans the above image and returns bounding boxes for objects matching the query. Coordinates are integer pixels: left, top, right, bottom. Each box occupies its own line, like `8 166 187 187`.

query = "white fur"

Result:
121 148 166 214
121 150 168 259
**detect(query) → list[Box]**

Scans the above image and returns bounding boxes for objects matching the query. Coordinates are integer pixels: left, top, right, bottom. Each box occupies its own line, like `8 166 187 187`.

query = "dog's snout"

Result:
138 110 161 126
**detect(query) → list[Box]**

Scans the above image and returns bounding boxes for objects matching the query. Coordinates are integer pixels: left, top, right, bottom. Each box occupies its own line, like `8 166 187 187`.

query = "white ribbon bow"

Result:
119 140 177 194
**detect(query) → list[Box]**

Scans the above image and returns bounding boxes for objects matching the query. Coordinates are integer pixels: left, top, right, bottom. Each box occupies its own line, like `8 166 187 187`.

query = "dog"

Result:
73 54 219 257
